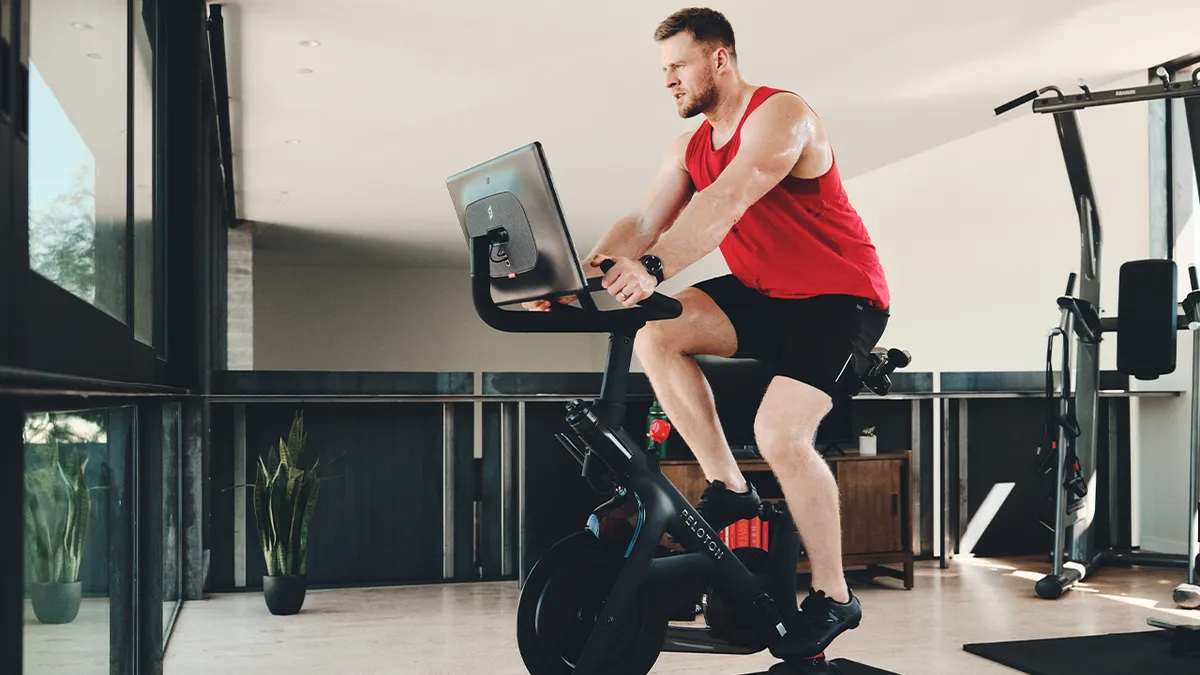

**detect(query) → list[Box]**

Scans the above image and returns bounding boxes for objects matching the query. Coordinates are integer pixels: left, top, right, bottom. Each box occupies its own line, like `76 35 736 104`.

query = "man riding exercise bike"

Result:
526 8 891 660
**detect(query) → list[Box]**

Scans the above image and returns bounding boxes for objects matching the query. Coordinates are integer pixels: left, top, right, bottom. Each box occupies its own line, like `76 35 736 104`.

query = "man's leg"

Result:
754 379 846 599
635 286 743 490
762 295 888 659
634 281 769 531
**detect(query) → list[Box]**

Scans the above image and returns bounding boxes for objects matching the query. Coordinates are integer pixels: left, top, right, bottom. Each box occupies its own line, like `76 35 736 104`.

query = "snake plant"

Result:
24 440 91 585
252 412 324 577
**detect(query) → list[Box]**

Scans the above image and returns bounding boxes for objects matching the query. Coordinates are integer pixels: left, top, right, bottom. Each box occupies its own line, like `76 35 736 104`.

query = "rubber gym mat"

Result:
829 659 901 674
963 630 1197 675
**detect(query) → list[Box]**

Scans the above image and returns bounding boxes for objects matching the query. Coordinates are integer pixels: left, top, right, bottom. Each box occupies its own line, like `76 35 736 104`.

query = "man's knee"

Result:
754 378 832 459
634 320 681 360
634 287 737 360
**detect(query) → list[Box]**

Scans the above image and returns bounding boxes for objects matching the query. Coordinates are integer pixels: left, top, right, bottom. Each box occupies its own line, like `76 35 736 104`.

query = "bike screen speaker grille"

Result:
464 192 538 278
1117 259 1177 380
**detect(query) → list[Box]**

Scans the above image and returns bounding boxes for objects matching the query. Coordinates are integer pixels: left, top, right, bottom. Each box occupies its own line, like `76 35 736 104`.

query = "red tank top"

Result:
684 86 890 309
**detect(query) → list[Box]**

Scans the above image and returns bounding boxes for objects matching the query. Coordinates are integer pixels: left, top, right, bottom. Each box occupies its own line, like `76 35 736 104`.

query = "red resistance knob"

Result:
649 419 671 443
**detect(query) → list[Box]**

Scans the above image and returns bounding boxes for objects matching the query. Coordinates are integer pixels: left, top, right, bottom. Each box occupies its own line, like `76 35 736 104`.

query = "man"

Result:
526 7 890 659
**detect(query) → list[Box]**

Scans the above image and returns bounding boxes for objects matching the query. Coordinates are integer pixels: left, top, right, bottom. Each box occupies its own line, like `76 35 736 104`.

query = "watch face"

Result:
641 255 663 282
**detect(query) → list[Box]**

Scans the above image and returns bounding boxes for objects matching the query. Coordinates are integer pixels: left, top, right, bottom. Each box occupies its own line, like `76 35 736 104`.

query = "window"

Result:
22 406 133 674
28 0 129 322
133 1 154 344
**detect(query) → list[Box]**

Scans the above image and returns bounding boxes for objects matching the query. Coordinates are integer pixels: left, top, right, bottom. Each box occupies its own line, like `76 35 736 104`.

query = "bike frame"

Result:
553 331 795 674
466 230 802 672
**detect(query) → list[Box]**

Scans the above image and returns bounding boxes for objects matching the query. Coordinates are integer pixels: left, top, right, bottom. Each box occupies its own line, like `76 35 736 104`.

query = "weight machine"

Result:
996 66 1200 610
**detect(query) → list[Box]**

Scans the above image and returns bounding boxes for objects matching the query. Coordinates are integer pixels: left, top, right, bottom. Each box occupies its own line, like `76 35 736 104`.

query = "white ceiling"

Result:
215 0 1200 269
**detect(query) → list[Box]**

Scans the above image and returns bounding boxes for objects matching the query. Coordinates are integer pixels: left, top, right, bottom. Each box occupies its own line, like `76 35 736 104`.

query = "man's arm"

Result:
583 132 694 268
644 94 816 281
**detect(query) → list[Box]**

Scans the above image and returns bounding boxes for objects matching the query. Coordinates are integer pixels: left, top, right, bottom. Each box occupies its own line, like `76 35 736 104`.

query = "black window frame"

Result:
2 1 231 674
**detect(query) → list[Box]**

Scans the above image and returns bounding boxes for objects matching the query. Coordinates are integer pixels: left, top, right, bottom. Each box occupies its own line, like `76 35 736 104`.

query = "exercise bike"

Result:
514 334 909 675
445 142 911 675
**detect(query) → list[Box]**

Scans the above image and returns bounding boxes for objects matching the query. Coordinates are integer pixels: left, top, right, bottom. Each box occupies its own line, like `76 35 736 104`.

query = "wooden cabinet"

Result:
661 451 913 589
838 457 904 555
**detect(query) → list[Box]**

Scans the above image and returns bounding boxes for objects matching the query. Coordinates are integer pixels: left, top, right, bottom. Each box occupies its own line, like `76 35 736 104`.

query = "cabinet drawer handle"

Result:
890 493 899 515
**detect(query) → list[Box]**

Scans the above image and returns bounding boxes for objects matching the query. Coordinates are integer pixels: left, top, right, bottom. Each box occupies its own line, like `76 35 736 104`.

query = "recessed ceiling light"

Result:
296 68 314 75
284 139 301 144
86 53 102 60
71 22 93 30
298 40 321 47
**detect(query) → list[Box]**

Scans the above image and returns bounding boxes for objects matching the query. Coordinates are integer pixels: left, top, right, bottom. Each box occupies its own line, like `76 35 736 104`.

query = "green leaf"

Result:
23 486 48 583
254 457 274 576
288 476 307 574
269 469 290 575
299 478 320 576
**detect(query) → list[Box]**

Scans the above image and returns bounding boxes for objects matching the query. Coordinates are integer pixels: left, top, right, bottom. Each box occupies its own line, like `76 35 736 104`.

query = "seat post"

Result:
596 332 637 427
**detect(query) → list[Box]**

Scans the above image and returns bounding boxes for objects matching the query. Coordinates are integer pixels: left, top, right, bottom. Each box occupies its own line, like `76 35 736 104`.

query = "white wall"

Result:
257 82 1154 376
841 78 1150 373
1132 94 1199 555
253 265 608 375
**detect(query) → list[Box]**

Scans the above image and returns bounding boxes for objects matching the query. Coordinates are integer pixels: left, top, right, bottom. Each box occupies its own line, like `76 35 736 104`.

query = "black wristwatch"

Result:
640 254 664 286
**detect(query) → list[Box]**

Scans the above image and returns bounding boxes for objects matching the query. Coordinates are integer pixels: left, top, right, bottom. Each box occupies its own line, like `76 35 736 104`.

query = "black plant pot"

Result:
263 575 307 615
29 581 82 624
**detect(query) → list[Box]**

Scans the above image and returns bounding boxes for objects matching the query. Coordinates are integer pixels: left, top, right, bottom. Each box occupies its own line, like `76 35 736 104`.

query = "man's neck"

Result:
706 80 753 135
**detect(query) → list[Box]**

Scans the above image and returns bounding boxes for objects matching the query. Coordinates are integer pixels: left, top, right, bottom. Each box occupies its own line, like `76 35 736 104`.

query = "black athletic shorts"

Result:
692 275 890 399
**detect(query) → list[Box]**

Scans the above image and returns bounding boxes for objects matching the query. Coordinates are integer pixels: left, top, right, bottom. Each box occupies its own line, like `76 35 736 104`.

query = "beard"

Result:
678 76 717 118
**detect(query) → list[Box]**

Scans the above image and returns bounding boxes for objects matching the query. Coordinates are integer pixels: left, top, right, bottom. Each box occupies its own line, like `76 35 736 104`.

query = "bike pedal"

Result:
767 653 839 675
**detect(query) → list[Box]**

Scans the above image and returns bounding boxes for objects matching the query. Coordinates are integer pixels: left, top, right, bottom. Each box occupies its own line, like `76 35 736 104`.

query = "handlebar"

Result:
1186 265 1200 327
994 90 1039 116
1064 272 1077 296
469 231 683 335
860 348 911 397
1057 273 1102 343
586 258 684 319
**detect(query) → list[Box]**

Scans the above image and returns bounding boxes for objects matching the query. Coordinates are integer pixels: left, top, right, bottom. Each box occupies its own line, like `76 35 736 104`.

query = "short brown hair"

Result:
654 8 736 61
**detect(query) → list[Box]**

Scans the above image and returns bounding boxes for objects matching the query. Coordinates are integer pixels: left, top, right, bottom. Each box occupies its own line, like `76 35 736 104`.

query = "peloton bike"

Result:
446 142 910 675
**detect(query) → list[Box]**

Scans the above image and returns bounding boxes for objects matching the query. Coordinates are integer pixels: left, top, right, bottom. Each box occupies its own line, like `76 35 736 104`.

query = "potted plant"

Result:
859 426 877 456
245 411 330 615
23 439 91 624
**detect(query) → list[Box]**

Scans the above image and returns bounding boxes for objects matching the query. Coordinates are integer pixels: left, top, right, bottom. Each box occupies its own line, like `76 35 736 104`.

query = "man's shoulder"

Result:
669 129 698 170
752 87 812 118
741 88 817 142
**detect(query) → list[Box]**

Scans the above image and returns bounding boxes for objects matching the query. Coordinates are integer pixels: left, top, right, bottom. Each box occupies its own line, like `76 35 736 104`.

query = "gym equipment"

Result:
446 142 910 675
998 69 1200 606
1040 262 1200 603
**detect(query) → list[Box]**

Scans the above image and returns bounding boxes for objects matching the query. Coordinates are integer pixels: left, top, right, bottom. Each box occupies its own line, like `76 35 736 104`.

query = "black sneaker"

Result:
769 588 862 660
695 480 761 533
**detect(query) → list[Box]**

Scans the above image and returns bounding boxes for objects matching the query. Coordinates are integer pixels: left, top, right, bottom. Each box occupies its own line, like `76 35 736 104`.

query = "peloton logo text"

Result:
681 509 724 560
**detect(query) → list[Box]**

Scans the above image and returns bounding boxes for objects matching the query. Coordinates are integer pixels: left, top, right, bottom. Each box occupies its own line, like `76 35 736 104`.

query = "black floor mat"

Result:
963 630 1198 675
829 659 900 674
741 659 900 675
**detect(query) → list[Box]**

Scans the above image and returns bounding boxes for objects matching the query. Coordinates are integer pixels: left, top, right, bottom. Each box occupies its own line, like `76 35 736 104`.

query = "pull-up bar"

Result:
996 67 1200 115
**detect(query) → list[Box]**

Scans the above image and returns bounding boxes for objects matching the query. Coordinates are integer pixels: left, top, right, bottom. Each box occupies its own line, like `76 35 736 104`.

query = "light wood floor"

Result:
23 600 180 675
163 556 1200 675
